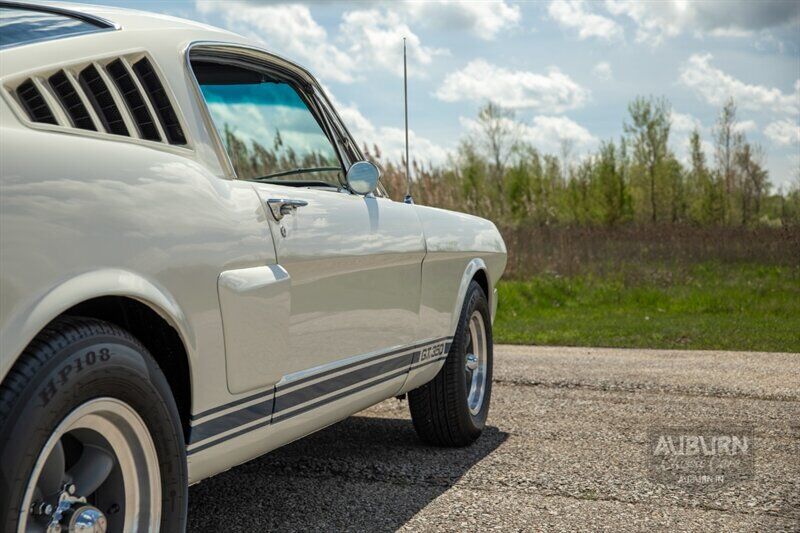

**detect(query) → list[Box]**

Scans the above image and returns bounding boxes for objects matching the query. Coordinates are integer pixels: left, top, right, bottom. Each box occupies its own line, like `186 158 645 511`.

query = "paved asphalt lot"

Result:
188 345 799 532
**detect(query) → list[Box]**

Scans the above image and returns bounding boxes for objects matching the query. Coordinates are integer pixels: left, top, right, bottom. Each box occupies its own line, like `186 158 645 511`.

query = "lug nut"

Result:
31 501 53 516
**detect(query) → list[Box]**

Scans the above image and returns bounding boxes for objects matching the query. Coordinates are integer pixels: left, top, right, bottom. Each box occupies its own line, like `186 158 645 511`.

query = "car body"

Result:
0 2 506 529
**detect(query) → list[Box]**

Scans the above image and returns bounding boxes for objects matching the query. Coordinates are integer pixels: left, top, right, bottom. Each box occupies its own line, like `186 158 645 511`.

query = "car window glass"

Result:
0 7 108 49
314 86 388 198
194 61 343 187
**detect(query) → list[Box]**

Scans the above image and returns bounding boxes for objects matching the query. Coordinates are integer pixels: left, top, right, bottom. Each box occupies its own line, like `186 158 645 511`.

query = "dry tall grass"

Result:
499 224 800 280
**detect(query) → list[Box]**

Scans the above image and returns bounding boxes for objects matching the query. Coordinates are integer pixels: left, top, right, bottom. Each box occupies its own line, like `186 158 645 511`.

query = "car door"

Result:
192 55 426 395
254 184 425 371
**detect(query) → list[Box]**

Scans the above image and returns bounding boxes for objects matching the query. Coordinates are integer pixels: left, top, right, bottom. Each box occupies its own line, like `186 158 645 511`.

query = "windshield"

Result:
195 62 343 185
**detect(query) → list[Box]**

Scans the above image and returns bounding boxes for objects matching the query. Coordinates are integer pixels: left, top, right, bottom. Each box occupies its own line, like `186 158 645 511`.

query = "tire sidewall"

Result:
453 282 493 436
0 324 186 532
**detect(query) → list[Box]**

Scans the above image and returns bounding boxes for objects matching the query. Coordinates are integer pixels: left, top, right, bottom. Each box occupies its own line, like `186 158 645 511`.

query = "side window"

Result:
314 87 360 164
192 61 343 187
314 86 388 198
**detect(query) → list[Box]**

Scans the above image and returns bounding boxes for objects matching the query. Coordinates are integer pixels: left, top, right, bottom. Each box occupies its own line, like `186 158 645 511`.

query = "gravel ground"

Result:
188 345 800 532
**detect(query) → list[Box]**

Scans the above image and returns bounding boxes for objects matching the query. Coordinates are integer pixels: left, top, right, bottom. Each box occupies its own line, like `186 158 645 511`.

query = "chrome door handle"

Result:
266 198 308 221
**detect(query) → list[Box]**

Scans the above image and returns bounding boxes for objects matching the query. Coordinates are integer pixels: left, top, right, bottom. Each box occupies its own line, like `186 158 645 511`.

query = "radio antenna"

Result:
403 37 413 204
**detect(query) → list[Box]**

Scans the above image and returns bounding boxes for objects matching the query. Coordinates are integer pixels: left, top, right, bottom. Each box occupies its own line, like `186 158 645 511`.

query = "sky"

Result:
65 0 799 189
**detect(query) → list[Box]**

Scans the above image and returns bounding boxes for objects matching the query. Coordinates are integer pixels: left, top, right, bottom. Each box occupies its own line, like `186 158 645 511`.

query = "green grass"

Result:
493 262 800 352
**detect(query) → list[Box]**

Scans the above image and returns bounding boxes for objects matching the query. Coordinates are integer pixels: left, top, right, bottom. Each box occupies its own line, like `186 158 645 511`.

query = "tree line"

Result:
376 97 800 227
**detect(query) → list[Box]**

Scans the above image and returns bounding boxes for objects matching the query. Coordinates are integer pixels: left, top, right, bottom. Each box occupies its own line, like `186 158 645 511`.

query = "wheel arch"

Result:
0 269 195 441
449 258 492 336
63 296 193 441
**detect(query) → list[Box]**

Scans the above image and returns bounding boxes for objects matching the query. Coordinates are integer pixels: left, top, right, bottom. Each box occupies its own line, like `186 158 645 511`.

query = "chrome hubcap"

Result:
464 311 488 416
66 505 106 532
18 398 161 533
44 482 107 533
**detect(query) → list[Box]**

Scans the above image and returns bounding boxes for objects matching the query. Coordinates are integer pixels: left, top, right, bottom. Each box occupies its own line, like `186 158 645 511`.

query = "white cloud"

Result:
708 27 753 39
548 0 623 41
436 59 590 112
323 86 450 165
371 126 451 166
524 115 598 153
754 31 788 54
398 0 520 40
196 1 356 82
671 111 702 133
669 111 705 164
733 120 757 133
340 10 447 78
460 114 597 155
670 114 758 167
764 119 800 146
604 0 686 45
604 0 800 45
195 1 447 81
679 53 799 115
592 61 613 81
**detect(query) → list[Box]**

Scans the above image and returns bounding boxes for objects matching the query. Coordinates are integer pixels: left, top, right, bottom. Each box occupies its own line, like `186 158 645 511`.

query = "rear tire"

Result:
0 316 187 533
408 280 493 446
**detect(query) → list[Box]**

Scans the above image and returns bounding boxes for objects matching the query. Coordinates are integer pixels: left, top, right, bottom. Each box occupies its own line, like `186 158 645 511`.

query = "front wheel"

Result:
0 317 187 532
408 280 493 446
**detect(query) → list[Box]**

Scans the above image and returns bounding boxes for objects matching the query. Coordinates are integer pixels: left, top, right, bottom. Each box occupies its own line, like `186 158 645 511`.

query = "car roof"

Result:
0 1 324 87
6 1 233 35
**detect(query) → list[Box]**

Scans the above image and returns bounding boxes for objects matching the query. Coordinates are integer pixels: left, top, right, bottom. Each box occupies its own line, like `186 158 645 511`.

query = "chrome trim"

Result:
266 198 308 221
465 310 488 416
492 287 498 324
182 41 237 180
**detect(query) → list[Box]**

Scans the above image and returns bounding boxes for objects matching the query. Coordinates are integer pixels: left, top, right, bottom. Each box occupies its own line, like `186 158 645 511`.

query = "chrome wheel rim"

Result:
465 311 488 416
18 398 161 533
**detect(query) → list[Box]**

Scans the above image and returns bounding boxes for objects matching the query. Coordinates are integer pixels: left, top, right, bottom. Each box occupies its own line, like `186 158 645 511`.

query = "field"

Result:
493 226 800 352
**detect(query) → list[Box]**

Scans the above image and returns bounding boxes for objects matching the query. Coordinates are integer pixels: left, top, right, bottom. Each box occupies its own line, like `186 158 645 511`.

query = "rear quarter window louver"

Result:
78 65 129 137
48 71 96 131
15 79 57 125
132 57 186 145
106 59 161 142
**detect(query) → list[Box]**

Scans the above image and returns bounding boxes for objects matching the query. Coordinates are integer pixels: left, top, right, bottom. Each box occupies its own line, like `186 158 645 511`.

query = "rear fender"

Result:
0 269 194 383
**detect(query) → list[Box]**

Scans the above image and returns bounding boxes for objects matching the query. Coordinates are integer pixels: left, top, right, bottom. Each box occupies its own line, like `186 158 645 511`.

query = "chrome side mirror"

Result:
345 161 381 195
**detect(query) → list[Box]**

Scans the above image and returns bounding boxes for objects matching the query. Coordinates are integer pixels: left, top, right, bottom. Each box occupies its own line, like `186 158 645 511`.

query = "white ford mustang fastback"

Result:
0 2 507 531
